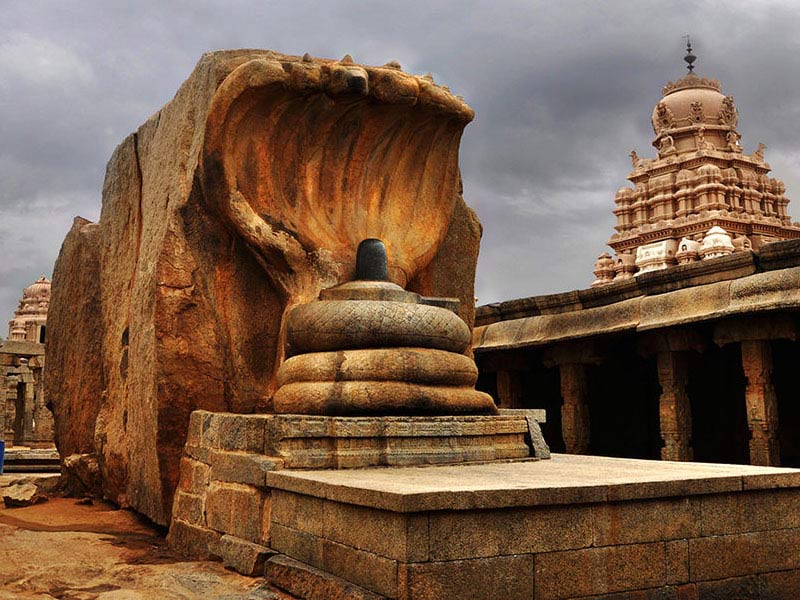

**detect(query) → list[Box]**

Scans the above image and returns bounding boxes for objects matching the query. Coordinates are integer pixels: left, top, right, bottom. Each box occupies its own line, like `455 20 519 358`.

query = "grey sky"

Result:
2 0 800 328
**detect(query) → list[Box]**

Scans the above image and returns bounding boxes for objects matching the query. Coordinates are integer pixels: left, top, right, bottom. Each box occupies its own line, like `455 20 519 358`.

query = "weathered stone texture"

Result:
209 534 276 576
264 555 384 600
46 49 482 525
1 482 48 507
45 218 103 457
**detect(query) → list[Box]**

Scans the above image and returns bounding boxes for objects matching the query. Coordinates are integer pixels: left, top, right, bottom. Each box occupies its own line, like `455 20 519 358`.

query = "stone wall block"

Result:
209 534 275 576
398 554 533 600
271 489 325 537
533 542 667 599
167 519 222 560
184 444 211 464
209 450 282 487
428 505 592 560
264 554 385 600
700 489 800 536
321 539 398 598
185 410 207 446
322 499 428 562
695 575 761 599
666 540 689 585
200 413 221 450
217 414 267 452
270 523 324 569
760 569 800 598
177 457 210 495
204 481 267 543
593 497 699 546
173 490 205 526
689 528 800 581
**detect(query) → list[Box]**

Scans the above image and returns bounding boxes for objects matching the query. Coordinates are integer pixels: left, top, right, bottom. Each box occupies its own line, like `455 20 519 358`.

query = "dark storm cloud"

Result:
2 0 800 326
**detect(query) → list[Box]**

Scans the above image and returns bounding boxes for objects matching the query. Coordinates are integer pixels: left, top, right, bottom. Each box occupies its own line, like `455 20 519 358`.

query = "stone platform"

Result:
263 455 800 599
168 410 549 576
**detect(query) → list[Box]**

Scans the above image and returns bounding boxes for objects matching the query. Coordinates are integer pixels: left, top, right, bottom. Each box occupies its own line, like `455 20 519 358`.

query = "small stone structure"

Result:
592 46 800 285
167 409 547 574
273 239 497 416
1 277 53 447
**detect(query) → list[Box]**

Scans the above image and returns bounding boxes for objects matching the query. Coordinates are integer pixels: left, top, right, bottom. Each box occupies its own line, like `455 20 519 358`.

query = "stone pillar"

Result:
0 372 5 442
23 379 35 444
30 367 52 444
13 383 25 446
740 339 780 466
558 363 591 454
5 378 17 443
544 342 602 455
496 371 525 409
656 351 693 461
639 328 704 463
714 316 794 467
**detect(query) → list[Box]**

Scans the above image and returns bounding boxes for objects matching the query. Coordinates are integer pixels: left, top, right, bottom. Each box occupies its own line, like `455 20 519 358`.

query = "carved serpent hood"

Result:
200 52 474 305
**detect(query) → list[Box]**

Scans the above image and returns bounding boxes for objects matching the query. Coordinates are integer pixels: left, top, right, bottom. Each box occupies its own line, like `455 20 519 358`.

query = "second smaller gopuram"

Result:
592 41 800 286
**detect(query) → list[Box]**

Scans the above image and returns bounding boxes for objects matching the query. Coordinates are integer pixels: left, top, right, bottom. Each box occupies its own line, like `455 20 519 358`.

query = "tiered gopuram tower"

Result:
592 42 800 286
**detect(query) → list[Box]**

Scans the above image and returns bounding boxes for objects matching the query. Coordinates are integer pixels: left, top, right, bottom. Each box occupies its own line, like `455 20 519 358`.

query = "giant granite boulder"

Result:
45 50 483 525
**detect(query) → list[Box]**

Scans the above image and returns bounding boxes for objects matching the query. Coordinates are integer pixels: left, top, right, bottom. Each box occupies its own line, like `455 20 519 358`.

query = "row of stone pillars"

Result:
0 363 52 446
494 317 790 467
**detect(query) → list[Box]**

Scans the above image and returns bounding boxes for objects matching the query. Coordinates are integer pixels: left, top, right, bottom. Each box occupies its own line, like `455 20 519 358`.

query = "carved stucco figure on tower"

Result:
592 42 800 286
46 50 486 525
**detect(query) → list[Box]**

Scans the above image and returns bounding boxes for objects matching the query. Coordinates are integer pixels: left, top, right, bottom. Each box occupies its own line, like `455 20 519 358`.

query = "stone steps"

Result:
264 554 385 600
2 448 60 473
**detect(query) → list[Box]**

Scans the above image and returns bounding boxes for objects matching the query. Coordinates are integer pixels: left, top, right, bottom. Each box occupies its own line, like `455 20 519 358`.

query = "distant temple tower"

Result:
592 42 800 286
8 276 50 343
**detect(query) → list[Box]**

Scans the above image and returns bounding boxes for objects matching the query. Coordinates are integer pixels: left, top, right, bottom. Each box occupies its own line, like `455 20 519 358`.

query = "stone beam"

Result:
713 314 798 346
638 327 706 356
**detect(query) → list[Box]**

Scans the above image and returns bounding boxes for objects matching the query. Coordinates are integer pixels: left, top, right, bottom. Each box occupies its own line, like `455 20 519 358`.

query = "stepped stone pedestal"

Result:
167 408 549 576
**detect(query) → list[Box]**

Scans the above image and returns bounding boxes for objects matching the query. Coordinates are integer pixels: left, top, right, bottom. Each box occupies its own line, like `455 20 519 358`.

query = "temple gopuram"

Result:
1 276 53 447
593 41 800 284
474 46 800 468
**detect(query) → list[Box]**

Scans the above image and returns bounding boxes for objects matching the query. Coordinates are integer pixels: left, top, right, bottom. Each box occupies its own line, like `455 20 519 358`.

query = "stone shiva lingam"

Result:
274 238 498 415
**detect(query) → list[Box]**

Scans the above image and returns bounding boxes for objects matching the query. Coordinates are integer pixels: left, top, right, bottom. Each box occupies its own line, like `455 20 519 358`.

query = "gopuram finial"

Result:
683 35 696 73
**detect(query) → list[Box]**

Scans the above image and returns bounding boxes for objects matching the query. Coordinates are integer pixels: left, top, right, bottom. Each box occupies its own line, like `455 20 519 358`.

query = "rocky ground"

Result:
0 480 293 600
